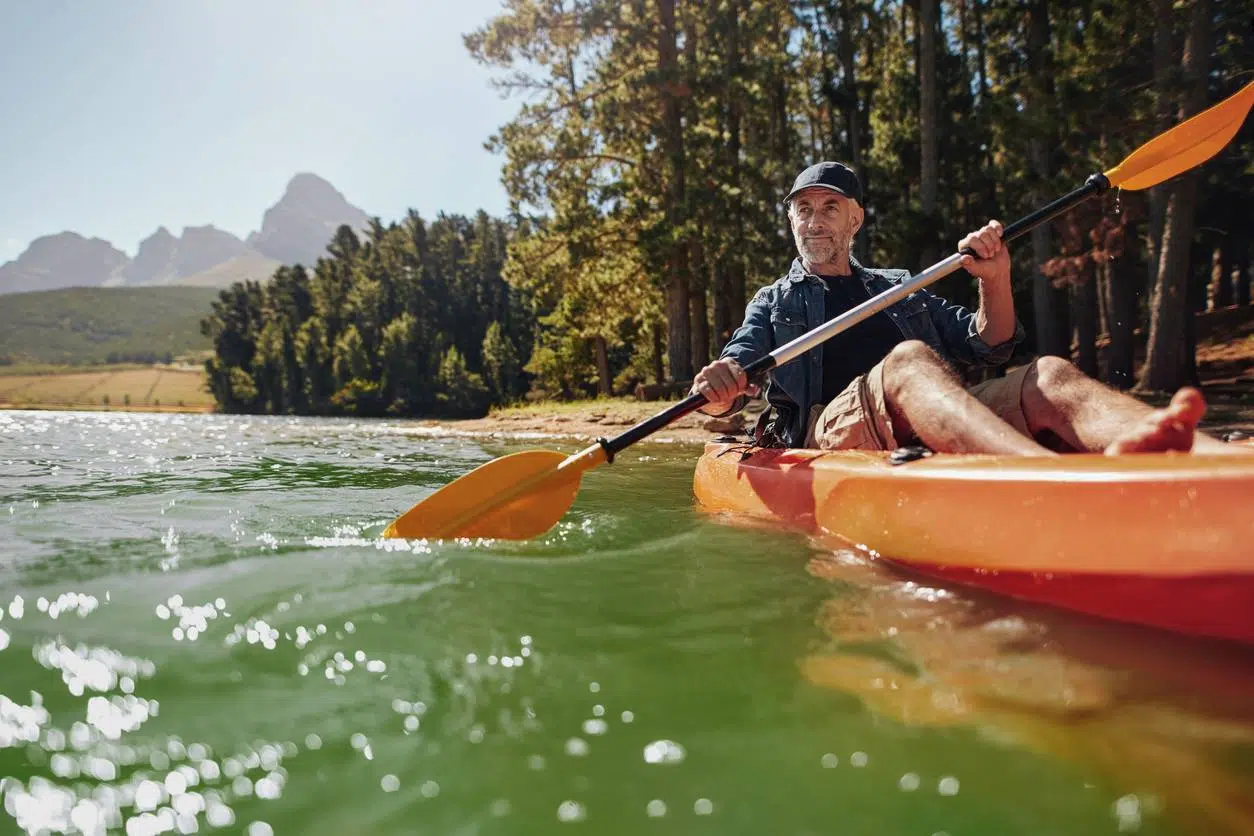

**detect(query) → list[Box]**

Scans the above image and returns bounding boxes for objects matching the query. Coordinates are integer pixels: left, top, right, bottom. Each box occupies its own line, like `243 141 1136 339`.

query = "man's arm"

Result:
692 287 774 416
961 220 1017 346
918 220 1025 368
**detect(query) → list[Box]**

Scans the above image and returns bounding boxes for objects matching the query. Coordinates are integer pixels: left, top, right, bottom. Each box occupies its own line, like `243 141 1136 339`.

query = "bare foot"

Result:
1105 387 1206 455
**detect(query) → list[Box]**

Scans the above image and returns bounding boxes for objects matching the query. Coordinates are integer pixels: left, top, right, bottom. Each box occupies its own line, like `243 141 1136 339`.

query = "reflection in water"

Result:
801 542 1254 835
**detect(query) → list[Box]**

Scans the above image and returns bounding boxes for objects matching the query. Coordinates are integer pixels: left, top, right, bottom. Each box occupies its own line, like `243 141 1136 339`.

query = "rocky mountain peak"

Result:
246 173 371 266
1 172 371 294
0 233 129 294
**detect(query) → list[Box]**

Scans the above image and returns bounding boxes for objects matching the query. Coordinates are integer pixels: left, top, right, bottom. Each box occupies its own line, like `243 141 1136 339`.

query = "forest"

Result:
201 0 1252 417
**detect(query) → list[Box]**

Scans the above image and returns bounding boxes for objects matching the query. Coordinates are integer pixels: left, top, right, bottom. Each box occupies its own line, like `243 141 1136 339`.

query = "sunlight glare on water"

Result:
1 410 1253 835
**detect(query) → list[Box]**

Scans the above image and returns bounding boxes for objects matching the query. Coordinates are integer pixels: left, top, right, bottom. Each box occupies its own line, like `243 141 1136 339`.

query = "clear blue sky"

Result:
0 0 519 261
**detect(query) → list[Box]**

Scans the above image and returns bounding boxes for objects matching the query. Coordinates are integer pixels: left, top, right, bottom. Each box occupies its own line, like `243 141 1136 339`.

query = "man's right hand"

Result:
692 358 758 415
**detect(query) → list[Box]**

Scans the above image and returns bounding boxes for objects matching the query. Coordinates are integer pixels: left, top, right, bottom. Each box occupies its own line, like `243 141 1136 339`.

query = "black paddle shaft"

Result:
599 352 780 460
993 173 1110 248
597 173 1111 463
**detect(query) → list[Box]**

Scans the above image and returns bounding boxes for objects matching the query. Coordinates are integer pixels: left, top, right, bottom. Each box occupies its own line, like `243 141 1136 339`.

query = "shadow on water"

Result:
797 538 1254 836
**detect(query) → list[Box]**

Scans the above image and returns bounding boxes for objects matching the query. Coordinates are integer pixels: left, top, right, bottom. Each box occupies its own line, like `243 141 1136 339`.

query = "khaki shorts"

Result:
804 360 1034 451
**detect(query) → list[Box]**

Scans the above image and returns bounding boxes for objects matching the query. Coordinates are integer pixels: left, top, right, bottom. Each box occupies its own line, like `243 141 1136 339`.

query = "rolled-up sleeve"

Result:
706 288 775 417
920 289 1025 368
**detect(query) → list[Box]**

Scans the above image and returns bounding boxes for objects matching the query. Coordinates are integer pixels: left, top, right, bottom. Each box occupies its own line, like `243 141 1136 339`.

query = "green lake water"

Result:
3 409 1254 835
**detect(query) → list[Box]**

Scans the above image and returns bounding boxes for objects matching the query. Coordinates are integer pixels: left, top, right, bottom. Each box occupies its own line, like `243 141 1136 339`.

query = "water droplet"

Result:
565 737 590 757
643 739 685 765
381 774 400 793
694 798 714 816
557 800 586 822
821 753 839 768
899 773 920 792
205 803 235 828
134 779 164 812
938 776 960 796
850 751 868 767
165 771 189 796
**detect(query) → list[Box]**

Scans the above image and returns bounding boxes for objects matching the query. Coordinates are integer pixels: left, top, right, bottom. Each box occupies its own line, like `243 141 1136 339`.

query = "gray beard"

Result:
797 238 848 268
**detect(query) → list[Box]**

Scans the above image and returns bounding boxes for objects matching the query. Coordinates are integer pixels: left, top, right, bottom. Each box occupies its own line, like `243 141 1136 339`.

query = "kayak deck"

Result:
693 442 1254 644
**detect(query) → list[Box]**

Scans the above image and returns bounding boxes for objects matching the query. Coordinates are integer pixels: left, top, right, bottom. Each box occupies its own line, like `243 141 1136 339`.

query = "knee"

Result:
882 340 944 398
885 339 941 370
1028 355 1082 397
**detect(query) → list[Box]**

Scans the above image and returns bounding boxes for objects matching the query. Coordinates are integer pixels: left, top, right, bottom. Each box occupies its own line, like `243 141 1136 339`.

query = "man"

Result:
692 161 1241 456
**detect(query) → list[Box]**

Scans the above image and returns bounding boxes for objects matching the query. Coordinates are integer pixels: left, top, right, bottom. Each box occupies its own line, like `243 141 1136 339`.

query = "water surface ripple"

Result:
2 409 1253 835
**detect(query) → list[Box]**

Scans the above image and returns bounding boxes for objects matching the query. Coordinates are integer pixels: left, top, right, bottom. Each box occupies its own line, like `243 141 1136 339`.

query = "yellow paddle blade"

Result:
382 445 606 540
1104 81 1254 190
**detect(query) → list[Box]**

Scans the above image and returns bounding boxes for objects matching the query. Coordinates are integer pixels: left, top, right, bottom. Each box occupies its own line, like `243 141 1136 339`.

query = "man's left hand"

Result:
958 220 1010 289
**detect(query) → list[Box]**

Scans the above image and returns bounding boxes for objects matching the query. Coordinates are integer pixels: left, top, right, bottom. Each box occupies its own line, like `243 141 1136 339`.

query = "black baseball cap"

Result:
785 161 863 206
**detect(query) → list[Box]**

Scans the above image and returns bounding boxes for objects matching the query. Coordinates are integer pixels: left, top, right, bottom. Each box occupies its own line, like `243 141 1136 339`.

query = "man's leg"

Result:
879 341 1056 456
1020 356 1242 455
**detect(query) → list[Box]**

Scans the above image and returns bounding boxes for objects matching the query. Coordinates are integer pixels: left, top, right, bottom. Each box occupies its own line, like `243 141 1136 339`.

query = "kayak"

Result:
693 441 1254 645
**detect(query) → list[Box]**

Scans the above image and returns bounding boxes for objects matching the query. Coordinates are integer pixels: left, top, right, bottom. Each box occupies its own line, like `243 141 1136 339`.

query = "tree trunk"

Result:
1103 235 1139 389
1236 243 1251 307
918 0 940 267
594 335 612 397
813 5 839 157
727 0 747 327
711 0 742 357
1146 0 1174 298
972 0 988 100
1026 0 1068 356
731 262 747 322
713 258 732 354
838 1 861 167
972 0 996 214
690 239 710 369
838 0 867 261
1070 271 1100 378
1139 0 1211 392
1207 246 1232 311
657 0 692 382
651 324 665 384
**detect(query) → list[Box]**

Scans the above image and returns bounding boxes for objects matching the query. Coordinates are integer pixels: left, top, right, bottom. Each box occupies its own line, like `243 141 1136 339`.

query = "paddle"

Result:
383 80 1254 541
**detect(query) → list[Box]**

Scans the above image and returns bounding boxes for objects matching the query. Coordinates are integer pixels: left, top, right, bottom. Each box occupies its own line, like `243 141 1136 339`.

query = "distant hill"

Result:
245 172 372 267
175 251 282 288
0 233 129 294
110 225 252 286
0 172 371 294
0 286 220 365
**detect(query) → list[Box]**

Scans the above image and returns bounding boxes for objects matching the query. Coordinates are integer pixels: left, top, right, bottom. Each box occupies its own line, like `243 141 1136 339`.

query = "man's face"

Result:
788 188 863 267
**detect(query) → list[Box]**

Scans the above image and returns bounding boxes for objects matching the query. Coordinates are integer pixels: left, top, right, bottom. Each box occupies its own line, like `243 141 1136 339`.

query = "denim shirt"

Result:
715 256 1025 447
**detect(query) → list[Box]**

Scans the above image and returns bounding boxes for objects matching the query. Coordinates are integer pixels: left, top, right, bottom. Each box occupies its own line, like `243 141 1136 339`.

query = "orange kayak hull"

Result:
693 442 1254 644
